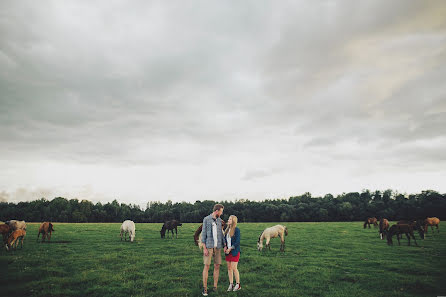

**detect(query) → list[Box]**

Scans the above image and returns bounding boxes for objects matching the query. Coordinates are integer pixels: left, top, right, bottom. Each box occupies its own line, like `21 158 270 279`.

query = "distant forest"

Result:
0 190 445 223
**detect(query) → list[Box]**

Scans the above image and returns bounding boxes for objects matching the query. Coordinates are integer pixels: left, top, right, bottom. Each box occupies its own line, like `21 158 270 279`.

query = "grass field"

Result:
1 222 445 297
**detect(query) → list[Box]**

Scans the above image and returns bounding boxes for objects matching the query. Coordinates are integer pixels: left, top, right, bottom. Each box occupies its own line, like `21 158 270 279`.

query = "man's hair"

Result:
213 204 224 212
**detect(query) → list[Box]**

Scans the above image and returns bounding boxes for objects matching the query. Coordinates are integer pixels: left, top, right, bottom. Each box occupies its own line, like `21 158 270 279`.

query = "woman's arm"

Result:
232 228 240 248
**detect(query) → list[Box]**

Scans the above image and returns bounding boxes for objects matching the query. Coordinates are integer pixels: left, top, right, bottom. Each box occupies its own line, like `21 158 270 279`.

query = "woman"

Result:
224 215 241 291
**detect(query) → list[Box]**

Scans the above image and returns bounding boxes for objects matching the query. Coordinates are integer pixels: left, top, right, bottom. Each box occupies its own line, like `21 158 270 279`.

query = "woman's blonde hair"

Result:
224 215 238 237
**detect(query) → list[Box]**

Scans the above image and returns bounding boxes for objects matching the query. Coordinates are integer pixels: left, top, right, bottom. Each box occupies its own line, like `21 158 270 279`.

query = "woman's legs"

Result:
226 261 233 284
232 261 240 284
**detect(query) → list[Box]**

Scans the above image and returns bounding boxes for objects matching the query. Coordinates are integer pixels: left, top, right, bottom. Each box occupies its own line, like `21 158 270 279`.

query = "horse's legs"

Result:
175 227 178 239
397 234 401 245
405 233 411 245
280 233 285 252
410 232 417 246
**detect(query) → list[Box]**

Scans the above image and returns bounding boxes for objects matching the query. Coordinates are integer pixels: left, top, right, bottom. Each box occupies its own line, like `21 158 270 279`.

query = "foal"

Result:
6 229 26 251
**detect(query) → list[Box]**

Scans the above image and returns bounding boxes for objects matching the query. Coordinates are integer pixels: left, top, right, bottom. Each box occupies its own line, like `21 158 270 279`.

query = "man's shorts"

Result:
203 248 222 265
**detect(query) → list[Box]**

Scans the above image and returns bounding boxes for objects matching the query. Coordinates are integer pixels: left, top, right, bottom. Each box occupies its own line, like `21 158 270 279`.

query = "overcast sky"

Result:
1 1 445 207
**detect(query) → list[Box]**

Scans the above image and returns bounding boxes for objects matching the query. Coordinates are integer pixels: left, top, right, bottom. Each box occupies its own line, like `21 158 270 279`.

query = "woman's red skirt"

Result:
225 252 240 262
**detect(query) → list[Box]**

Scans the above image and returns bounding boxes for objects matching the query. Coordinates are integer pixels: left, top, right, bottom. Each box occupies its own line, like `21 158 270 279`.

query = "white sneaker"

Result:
233 283 241 291
227 284 233 291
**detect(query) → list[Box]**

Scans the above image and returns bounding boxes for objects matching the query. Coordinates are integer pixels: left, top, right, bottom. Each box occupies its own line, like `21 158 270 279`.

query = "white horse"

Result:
257 225 288 252
120 220 135 242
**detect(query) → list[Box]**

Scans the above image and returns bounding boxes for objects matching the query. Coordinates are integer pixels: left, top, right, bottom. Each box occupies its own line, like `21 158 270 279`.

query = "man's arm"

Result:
201 218 207 244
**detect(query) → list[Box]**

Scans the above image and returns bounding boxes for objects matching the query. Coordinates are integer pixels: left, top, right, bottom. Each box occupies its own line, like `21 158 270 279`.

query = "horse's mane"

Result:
258 231 264 242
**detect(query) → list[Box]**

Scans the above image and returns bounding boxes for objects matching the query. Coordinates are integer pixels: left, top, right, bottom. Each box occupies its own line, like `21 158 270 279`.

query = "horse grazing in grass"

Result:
6 220 27 232
397 220 425 239
379 218 389 240
363 217 378 229
0 224 10 244
160 220 182 238
120 220 136 242
37 222 54 242
386 224 418 246
424 217 440 234
5 229 26 251
194 220 226 250
257 225 288 252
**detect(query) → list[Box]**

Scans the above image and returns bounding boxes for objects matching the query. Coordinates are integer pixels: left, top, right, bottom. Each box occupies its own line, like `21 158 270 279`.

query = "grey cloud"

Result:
0 1 445 203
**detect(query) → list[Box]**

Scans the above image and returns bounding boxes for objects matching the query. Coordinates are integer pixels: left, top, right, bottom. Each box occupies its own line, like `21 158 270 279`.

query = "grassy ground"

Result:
1 222 445 297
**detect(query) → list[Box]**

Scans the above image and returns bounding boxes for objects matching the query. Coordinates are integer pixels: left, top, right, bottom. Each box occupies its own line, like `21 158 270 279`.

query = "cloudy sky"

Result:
1 1 445 207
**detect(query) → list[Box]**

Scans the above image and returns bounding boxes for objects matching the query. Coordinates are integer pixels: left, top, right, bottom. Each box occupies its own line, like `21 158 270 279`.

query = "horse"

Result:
6 220 27 232
160 220 182 238
386 224 418 246
37 222 54 242
120 220 136 242
257 225 288 252
379 218 389 240
5 229 26 251
363 217 378 229
194 220 226 250
397 220 425 239
0 224 10 244
424 217 440 234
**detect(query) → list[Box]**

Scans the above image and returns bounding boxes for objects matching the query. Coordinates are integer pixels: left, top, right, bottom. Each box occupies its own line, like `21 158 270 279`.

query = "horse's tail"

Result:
49 223 54 232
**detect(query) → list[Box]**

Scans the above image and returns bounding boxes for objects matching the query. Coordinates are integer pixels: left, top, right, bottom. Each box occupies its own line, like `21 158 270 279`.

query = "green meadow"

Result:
1 222 445 297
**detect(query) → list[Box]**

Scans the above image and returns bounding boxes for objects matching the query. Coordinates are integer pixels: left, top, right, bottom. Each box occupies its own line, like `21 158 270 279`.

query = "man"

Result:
201 204 225 296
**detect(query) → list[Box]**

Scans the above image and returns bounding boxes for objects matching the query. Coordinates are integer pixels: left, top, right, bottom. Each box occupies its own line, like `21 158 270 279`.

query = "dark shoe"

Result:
202 288 208 296
212 287 218 292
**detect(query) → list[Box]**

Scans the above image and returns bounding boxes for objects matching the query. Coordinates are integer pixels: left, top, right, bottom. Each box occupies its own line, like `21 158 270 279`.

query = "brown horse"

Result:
363 217 378 229
37 222 55 242
6 229 26 251
160 220 182 238
379 218 389 240
193 220 226 247
0 224 10 244
424 217 440 234
387 224 418 246
397 220 425 239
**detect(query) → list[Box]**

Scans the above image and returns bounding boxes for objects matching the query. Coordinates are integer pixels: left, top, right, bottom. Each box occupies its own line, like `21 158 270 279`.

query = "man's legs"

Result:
203 264 210 289
213 263 220 288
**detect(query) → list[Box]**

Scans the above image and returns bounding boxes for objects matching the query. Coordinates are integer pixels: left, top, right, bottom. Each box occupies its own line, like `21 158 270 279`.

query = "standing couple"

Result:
201 204 241 296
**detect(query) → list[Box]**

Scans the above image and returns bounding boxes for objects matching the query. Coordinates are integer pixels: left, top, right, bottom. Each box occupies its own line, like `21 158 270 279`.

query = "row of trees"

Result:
0 190 444 223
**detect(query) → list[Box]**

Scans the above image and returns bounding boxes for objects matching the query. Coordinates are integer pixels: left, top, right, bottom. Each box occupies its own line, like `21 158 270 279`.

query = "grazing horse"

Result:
120 220 136 242
379 218 389 240
160 220 182 238
424 217 440 234
5 229 26 251
194 220 226 250
257 225 288 252
37 222 54 242
363 217 378 229
6 220 27 232
397 220 425 239
0 224 10 244
387 224 418 246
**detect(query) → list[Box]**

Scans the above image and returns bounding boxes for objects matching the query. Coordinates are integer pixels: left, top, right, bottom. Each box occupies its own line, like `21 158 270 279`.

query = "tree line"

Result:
0 190 444 223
